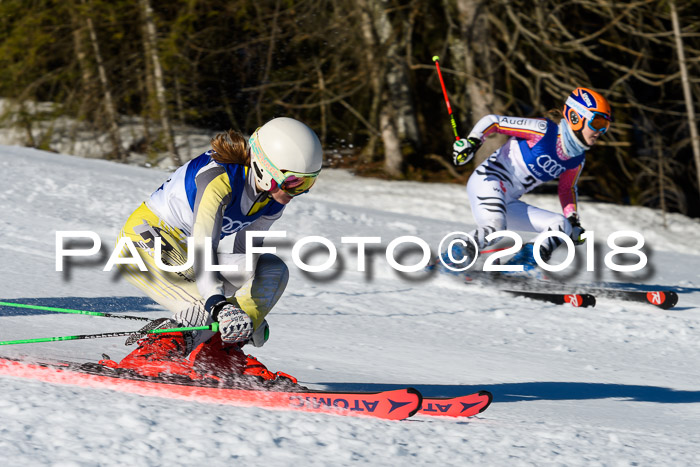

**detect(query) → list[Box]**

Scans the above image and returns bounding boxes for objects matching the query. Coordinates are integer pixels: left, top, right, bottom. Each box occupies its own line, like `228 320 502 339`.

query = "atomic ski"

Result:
0 357 421 420
419 390 492 418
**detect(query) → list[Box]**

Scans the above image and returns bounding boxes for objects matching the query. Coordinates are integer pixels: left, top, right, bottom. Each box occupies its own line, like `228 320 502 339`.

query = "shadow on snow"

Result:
314 381 700 404
0 297 163 317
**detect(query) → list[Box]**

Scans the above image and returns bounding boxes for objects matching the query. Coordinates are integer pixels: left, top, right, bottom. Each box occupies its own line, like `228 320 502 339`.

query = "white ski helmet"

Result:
249 117 323 195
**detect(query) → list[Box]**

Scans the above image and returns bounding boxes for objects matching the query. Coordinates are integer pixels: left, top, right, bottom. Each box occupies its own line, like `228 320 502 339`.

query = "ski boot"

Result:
100 319 196 379
430 238 477 276
187 332 297 387
501 243 547 281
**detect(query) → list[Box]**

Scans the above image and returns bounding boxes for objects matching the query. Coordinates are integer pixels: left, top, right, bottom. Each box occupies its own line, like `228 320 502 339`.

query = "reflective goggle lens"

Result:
279 172 318 196
588 112 611 133
250 127 320 196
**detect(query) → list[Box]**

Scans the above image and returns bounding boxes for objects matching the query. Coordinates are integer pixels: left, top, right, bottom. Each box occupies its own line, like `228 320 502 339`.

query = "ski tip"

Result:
477 390 494 413
581 293 596 308
646 291 679 309
666 291 679 308
406 387 424 418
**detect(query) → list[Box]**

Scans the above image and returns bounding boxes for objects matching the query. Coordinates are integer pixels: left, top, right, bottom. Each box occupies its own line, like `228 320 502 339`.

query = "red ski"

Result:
419 390 492 418
0 358 421 420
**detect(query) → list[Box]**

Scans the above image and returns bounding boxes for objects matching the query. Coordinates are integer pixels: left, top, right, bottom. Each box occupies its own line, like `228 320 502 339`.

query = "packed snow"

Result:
1 145 699 465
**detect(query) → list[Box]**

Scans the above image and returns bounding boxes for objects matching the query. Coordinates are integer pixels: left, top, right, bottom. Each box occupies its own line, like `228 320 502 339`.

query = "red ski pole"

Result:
433 56 460 141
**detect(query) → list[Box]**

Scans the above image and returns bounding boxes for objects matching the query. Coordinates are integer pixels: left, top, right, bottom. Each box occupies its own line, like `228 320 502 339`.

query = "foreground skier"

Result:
104 117 322 384
445 87 612 272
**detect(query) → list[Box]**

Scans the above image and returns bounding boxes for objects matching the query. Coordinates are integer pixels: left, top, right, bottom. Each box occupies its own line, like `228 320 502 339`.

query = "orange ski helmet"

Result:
563 87 612 134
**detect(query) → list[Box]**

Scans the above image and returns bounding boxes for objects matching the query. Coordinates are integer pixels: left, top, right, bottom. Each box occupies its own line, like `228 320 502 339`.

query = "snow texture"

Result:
1 145 699 466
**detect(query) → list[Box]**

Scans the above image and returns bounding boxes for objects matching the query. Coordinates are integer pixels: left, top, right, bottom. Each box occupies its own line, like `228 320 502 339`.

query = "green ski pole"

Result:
0 323 219 346
0 301 151 321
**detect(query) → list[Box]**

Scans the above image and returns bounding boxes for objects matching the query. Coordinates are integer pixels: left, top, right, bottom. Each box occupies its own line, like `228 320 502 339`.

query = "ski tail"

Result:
0 357 421 420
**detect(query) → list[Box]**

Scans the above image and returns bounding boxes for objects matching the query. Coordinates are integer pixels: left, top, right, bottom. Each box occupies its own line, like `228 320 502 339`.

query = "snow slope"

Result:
1 146 700 465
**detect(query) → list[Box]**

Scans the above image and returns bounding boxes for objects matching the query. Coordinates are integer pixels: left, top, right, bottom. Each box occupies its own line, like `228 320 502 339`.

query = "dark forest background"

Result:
1 0 699 217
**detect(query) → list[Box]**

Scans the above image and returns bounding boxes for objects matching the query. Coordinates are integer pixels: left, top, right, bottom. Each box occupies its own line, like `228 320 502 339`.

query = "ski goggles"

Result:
249 129 321 196
271 170 320 196
587 112 612 134
566 96 612 134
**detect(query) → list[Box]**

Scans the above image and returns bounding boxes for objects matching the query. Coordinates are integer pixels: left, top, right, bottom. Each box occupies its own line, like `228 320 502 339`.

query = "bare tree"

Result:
81 0 126 161
448 0 497 119
68 1 95 154
670 0 700 203
356 0 416 176
139 0 181 166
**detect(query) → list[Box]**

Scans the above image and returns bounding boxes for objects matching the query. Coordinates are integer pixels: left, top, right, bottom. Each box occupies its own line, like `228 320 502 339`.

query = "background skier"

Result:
444 87 613 272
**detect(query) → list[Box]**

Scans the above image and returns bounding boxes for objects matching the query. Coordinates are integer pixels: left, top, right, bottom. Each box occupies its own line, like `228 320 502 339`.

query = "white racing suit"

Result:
465 115 587 258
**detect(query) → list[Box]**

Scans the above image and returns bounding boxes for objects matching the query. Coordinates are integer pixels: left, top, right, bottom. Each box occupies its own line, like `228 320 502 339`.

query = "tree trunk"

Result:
82 0 125 161
357 0 404 176
384 2 421 149
71 14 92 94
18 102 36 148
69 1 94 155
357 0 383 164
174 76 190 157
442 0 501 163
255 0 281 125
314 58 328 145
139 0 181 166
670 0 700 202
448 0 496 122
140 6 156 152
656 134 668 228
380 102 402 177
